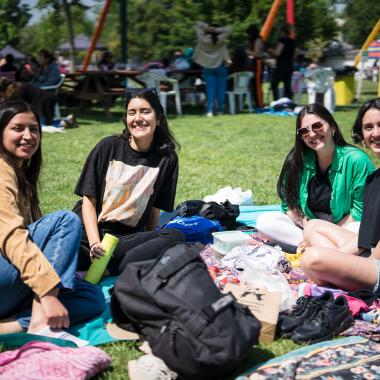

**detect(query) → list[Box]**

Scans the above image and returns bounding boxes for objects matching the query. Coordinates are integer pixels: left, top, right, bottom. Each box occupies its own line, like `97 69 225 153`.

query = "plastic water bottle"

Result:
84 233 119 284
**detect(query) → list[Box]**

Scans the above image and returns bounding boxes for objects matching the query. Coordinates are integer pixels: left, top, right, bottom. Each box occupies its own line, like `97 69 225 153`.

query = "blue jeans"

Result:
203 64 228 113
0 211 105 329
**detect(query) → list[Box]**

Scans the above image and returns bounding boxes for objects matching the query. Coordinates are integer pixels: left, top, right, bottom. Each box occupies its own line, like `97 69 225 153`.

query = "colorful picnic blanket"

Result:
236 336 380 379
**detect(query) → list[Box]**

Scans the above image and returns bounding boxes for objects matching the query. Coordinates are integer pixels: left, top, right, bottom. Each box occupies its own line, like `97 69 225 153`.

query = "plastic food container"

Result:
211 231 251 255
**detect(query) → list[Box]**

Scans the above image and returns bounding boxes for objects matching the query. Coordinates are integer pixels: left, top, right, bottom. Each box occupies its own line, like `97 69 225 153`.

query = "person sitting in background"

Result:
32 49 61 88
19 55 39 82
0 100 104 342
227 45 252 91
0 77 77 128
97 51 115 71
300 98 380 293
0 54 18 82
256 103 375 250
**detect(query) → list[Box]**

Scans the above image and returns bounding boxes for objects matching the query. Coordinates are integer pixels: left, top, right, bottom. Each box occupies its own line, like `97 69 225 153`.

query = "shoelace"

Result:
303 300 323 323
291 296 309 316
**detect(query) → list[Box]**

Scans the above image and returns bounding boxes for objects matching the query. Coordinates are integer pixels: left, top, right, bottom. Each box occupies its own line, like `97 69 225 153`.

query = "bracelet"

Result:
90 242 99 249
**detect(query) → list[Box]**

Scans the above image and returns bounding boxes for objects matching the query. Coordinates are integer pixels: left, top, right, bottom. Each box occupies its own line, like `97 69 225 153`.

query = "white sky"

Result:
22 0 98 25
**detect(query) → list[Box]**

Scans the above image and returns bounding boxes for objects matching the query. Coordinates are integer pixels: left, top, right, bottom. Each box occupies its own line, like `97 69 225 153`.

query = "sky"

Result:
22 0 98 25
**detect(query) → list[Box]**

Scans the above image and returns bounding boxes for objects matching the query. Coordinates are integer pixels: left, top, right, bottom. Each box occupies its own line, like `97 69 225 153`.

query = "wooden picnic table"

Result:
61 68 203 116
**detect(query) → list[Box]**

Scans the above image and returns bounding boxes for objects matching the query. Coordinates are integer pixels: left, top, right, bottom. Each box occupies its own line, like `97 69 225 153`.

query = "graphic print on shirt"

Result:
98 160 159 227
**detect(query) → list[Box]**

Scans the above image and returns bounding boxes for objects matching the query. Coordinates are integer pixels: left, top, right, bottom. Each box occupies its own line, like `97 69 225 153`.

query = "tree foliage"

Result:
0 0 31 47
18 0 93 55
342 0 380 47
101 0 337 63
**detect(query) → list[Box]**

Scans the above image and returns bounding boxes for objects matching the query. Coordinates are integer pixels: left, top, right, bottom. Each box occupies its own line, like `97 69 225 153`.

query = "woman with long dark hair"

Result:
256 103 374 248
0 100 104 341
74 88 184 274
193 21 231 117
300 98 380 291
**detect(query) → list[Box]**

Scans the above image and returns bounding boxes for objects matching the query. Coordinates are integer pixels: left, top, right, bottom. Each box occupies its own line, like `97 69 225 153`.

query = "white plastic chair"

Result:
226 71 253 114
138 71 182 115
41 74 66 120
305 67 336 113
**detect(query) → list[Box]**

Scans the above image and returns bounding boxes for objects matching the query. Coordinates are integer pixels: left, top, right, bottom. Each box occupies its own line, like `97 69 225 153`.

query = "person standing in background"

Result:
193 21 231 117
247 25 264 109
268 24 296 101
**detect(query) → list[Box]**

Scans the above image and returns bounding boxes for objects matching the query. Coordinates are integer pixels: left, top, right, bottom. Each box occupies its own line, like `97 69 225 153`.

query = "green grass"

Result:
38 81 379 378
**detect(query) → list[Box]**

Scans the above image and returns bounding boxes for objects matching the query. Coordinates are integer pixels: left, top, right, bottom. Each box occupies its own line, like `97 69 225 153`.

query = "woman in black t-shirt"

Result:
74 88 184 274
300 98 380 292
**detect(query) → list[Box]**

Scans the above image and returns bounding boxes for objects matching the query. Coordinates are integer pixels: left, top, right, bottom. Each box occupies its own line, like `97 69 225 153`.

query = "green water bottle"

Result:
84 233 119 284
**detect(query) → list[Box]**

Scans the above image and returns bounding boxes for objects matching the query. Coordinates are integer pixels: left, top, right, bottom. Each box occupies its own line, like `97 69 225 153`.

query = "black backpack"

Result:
176 199 241 230
111 242 261 379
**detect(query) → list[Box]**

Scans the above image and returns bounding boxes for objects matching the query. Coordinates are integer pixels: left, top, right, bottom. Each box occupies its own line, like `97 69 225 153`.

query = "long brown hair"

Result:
0 100 42 220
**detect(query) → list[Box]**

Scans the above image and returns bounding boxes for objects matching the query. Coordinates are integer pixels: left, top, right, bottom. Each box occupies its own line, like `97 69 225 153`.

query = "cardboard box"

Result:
224 283 282 344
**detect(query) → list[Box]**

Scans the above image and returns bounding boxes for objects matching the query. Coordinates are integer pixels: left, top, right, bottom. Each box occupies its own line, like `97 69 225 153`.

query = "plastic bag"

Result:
239 247 295 312
204 186 253 206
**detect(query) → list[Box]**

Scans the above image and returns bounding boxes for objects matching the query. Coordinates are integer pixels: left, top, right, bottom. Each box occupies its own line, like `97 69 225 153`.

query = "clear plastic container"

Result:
211 231 251 255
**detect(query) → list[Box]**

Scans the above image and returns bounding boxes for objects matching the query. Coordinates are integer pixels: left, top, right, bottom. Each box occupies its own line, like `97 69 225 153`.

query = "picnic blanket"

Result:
236 336 380 379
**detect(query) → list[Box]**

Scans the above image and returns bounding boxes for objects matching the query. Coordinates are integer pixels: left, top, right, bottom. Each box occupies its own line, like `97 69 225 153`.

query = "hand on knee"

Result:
300 247 324 272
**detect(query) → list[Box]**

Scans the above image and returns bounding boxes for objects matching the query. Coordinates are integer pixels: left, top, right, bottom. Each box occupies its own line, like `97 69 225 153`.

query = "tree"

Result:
0 0 31 47
35 0 91 65
101 0 337 64
342 0 380 47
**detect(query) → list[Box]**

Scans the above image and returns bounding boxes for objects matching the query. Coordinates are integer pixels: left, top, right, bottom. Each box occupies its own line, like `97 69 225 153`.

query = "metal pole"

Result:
119 0 127 65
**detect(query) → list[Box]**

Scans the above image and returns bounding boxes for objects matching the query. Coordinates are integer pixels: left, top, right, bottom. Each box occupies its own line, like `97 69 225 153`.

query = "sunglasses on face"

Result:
297 121 326 138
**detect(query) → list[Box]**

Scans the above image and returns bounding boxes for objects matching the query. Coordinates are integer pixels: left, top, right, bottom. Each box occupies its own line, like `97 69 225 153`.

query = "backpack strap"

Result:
202 293 235 321
156 248 200 281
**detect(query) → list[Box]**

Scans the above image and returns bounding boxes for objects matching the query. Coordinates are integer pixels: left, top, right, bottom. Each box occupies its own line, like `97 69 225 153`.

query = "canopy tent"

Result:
58 34 106 52
0 45 26 60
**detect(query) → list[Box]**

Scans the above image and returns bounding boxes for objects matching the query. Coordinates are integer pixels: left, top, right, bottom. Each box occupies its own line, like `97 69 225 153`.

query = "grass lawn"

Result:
37 81 379 378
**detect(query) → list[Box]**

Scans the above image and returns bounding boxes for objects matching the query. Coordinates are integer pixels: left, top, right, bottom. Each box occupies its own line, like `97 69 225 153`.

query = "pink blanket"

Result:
0 341 111 380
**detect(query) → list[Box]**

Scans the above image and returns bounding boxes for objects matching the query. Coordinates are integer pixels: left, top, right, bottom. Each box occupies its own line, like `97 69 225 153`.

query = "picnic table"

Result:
61 68 202 116
62 69 144 115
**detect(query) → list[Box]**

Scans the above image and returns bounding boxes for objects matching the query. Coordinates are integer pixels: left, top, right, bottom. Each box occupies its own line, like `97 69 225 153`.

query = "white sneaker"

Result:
128 354 178 380
206 112 213 117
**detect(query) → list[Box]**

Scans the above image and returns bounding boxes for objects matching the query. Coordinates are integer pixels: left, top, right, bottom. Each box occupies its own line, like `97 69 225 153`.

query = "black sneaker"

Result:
279 291 334 337
291 295 354 344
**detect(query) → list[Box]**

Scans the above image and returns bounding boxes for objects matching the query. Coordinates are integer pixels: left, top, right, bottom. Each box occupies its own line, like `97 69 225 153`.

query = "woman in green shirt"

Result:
256 103 374 248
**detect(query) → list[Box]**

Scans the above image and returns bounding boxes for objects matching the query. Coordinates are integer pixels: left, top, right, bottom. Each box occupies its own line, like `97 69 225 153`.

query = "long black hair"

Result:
352 98 380 144
121 88 180 153
277 103 348 213
0 100 42 220
247 24 261 45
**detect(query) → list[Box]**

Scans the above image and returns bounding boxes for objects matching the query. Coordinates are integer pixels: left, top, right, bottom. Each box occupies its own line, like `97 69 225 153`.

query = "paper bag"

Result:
223 283 282 344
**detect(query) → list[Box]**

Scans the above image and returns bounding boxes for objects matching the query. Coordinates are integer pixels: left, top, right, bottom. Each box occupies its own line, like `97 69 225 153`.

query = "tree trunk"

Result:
62 0 76 71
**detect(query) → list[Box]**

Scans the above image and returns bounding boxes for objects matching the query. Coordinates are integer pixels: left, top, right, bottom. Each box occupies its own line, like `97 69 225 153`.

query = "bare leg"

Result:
301 246 378 291
304 219 359 254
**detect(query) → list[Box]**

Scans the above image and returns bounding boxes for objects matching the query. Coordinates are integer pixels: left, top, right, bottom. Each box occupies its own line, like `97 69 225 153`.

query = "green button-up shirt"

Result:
281 145 375 222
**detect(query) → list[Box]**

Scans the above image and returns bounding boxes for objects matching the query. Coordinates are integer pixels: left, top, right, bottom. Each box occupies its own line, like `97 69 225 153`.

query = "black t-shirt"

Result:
307 165 332 215
74 135 178 234
358 169 380 250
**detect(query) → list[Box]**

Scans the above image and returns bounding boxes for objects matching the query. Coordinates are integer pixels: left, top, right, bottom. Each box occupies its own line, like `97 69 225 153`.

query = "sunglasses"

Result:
297 121 326 138
125 87 158 97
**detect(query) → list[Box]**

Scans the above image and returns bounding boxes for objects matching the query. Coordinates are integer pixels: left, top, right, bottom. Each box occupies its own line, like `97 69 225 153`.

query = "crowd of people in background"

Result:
0 21 299 118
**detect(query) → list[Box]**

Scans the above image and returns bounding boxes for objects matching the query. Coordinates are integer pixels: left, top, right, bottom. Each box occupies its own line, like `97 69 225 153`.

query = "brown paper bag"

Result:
223 283 282 344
